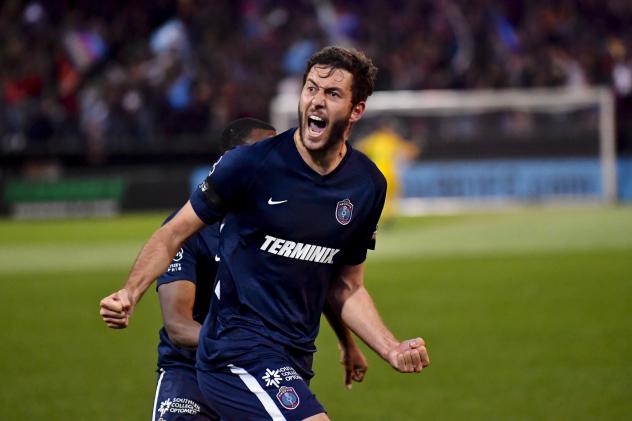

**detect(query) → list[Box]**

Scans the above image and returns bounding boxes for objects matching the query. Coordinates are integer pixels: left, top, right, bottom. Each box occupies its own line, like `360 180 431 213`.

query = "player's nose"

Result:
311 90 326 107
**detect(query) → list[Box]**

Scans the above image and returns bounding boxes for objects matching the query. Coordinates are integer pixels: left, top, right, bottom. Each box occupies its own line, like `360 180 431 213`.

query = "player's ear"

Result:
349 101 366 124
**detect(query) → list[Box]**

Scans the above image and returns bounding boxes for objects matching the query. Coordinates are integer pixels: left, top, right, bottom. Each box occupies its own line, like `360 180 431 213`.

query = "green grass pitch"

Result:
0 206 630 420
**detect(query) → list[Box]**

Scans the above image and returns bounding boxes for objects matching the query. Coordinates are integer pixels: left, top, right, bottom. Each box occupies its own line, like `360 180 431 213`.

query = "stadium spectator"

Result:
2 0 632 157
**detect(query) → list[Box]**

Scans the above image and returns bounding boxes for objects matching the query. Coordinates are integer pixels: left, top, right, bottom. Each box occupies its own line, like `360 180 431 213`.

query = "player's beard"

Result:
298 107 350 155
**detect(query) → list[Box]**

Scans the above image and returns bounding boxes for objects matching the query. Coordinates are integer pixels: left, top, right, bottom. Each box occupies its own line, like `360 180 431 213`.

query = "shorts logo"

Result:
173 248 184 262
262 368 282 388
335 199 354 225
157 398 201 418
276 386 300 410
158 398 172 418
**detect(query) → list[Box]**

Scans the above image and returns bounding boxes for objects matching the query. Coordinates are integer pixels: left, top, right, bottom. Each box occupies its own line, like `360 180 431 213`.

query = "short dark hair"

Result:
220 118 275 152
302 46 378 106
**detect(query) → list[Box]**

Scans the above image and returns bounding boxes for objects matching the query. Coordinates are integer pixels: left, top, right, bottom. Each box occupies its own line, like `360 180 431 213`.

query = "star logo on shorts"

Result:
158 398 172 417
262 368 282 388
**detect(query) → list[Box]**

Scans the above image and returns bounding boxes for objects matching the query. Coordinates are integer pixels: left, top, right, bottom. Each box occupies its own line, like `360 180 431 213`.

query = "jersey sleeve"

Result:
190 145 257 225
156 236 199 289
342 174 387 265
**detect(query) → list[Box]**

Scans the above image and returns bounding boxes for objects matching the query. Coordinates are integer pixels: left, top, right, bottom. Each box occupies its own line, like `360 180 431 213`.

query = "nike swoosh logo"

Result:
268 198 288 205
214 255 220 262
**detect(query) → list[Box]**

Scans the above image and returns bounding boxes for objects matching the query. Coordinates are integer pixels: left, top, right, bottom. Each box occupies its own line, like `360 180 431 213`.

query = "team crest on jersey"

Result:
335 199 354 225
276 386 300 410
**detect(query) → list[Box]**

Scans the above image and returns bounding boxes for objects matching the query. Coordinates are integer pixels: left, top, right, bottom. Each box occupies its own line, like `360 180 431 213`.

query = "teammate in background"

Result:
100 46 429 421
355 118 420 223
151 118 276 421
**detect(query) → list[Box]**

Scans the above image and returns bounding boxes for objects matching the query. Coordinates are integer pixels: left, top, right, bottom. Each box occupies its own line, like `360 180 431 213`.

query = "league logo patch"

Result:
199 180 209 192
168 248 184 273
335 199 354 226
276 386 300 410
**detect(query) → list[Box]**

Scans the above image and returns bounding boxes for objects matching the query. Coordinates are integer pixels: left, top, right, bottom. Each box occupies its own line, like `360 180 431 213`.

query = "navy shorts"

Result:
153 367 219 421
196 357 325 421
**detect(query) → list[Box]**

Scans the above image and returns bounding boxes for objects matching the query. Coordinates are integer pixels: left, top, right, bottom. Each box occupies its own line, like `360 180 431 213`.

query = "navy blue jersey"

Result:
156 213 220 370
190 128 386 378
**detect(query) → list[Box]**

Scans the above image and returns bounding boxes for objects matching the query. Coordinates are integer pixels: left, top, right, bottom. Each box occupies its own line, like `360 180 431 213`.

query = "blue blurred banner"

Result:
401 158 632 202
618 157 632 201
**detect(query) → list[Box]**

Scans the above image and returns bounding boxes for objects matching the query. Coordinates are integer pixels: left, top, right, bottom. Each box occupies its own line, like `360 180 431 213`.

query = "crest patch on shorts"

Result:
276 386 300 410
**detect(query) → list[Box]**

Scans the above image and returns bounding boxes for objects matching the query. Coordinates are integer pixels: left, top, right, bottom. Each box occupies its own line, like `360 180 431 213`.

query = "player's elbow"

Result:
162 202 206 246
155 223 185 256
164 320 200 348
328 276 360 311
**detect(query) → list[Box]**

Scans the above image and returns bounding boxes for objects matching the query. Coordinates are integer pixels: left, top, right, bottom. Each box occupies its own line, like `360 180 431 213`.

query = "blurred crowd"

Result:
2 0 632 162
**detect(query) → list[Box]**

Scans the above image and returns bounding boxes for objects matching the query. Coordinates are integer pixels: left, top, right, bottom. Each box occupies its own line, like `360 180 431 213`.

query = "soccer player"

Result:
147 118 369 421
101 46 429 420
356 118 420 223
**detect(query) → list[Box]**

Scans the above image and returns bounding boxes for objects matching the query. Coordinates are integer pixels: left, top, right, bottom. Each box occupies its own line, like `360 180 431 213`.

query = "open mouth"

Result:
307 115 327 136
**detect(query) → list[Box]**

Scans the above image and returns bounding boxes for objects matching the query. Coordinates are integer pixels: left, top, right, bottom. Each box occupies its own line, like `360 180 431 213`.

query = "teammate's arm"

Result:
100 201 206 329
158 281 201 348
323 303 368 389
327 263 430 373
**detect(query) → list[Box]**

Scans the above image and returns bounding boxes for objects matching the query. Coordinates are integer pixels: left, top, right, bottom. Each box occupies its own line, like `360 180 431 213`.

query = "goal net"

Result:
270 87 616 214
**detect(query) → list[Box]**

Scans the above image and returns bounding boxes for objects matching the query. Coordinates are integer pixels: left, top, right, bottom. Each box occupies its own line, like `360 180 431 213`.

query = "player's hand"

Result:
340 343 368 389
99 288 134 329
386 337 429 373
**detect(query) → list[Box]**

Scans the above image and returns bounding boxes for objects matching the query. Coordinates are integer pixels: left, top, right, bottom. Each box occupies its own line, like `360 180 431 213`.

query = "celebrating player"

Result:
103 118 369 421
100 46 429 420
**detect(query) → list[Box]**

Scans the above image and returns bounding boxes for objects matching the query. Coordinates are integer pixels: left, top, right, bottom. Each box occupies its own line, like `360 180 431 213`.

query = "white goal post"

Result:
271 87 617 206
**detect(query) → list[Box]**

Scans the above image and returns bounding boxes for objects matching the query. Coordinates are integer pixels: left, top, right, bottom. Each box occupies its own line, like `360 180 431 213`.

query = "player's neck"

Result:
294 131 347 176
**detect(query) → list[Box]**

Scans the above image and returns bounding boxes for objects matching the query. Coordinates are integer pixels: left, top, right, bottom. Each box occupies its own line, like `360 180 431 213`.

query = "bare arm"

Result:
158 281 201 348
323 301 368 388
327 263 430 373
99 201 206 328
